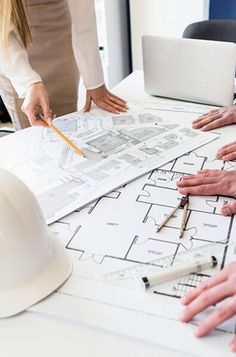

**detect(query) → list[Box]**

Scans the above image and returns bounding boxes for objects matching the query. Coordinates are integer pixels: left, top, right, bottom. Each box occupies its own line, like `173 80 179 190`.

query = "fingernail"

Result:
179 313 185 321
230 343 236 352
194 328 202 338
179 311 188 322
181 296 187 304
222 206 230 216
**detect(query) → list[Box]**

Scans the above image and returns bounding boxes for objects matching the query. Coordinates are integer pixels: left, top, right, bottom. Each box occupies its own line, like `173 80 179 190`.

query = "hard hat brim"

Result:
0 234 72 318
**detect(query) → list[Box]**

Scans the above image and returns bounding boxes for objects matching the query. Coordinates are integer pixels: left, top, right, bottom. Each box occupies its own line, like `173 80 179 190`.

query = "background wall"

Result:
210 0 236 19
130 0 210 70
79 0 131 107
102 0 131 88
95 0 131 88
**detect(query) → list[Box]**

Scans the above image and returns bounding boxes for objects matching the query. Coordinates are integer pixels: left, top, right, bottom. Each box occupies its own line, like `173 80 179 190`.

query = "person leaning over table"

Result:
192 106 236 161
176 170 236 352
0 0 127 130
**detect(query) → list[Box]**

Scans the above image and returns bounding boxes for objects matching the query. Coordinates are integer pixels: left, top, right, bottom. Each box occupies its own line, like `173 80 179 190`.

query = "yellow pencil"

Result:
49 122 85 157
38 113 85 157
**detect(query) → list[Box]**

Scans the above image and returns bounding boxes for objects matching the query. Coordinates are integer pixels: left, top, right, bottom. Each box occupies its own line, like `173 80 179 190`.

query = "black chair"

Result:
0 97 14 137
183 19 236 43
0 97 11 123
183 19 236 99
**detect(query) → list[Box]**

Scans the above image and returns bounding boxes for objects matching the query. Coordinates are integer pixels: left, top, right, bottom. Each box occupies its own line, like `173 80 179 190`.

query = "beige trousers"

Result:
0 0 79 130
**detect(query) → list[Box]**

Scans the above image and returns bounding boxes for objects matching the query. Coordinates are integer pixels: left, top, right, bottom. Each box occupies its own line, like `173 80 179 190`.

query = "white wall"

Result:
95 0 131 89
130 0 210 69
103 0 131 88
79 0 131 108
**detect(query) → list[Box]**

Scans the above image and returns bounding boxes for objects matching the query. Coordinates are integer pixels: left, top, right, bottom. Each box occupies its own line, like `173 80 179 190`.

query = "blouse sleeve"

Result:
67 0 105 90
0 30 42 98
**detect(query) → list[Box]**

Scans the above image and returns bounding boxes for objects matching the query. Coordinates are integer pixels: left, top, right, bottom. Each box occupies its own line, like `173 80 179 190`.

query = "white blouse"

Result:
0 0 104 98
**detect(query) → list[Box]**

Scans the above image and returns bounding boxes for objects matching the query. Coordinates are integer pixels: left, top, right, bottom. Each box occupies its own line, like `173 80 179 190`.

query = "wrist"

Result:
25 81 44 94
86 83 105 92
29 81 44 88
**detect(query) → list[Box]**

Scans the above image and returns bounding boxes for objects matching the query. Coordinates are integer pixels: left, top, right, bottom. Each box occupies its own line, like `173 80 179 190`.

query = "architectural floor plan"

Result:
1 96 235 355
0 102 217 223
32 137 236 357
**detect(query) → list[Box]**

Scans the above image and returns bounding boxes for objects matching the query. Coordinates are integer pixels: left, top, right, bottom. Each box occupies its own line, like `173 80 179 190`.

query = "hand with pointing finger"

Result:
21 82 53 127
192 106 236 131
180 262 236 353
177 170 236 216
84 84 128 114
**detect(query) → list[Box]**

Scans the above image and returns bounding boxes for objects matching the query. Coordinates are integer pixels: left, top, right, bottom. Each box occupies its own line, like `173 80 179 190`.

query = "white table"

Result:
0 71 233 357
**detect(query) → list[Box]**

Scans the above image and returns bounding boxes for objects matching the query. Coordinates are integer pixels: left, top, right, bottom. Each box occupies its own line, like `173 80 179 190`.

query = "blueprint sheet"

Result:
29 124 236 355
0 101 217 224
1 97 235 355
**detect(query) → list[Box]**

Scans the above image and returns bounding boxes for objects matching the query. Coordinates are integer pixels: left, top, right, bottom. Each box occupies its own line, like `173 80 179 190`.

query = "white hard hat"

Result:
0 169 72 318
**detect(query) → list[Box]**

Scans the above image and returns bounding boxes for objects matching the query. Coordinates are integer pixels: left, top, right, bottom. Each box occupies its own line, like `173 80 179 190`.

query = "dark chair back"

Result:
0 97 11 123
183 19 236 43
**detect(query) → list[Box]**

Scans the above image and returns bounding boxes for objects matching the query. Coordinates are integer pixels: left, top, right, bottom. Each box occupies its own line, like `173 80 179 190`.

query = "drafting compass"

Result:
156 194 189 238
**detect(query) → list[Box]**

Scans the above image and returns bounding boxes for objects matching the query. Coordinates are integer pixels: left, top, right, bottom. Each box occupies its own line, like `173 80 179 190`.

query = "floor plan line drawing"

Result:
50 144 236 300
128 99 219 116
2 98 236 355
28 122 236 356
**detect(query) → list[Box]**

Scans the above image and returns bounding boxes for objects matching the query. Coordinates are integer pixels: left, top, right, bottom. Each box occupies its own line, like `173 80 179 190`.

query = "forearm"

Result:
67 0 104 89
0 30 42 98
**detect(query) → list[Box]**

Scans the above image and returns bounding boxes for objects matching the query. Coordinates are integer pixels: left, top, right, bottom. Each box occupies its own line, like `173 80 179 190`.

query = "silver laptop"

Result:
142 35 236 106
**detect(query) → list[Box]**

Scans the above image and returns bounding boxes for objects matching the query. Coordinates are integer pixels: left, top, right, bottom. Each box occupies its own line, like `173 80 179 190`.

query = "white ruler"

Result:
103 240 228 283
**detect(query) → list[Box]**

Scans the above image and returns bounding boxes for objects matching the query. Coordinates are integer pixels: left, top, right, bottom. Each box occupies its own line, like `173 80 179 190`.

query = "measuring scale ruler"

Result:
103 240 230 293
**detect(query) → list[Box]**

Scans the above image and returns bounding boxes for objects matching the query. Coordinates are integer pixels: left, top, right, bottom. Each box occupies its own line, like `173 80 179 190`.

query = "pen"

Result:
140 255 217 290
39 113 85 157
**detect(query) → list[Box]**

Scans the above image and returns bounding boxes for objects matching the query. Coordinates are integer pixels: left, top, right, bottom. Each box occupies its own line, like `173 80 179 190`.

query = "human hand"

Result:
84 84 128 114
180 262 236 352
192 106 236 131
216 141 236 161
177 170 236 215
21 82 53 127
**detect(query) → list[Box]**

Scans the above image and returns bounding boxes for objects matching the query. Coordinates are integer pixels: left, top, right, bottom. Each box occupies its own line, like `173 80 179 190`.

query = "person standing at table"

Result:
0 0 127 129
